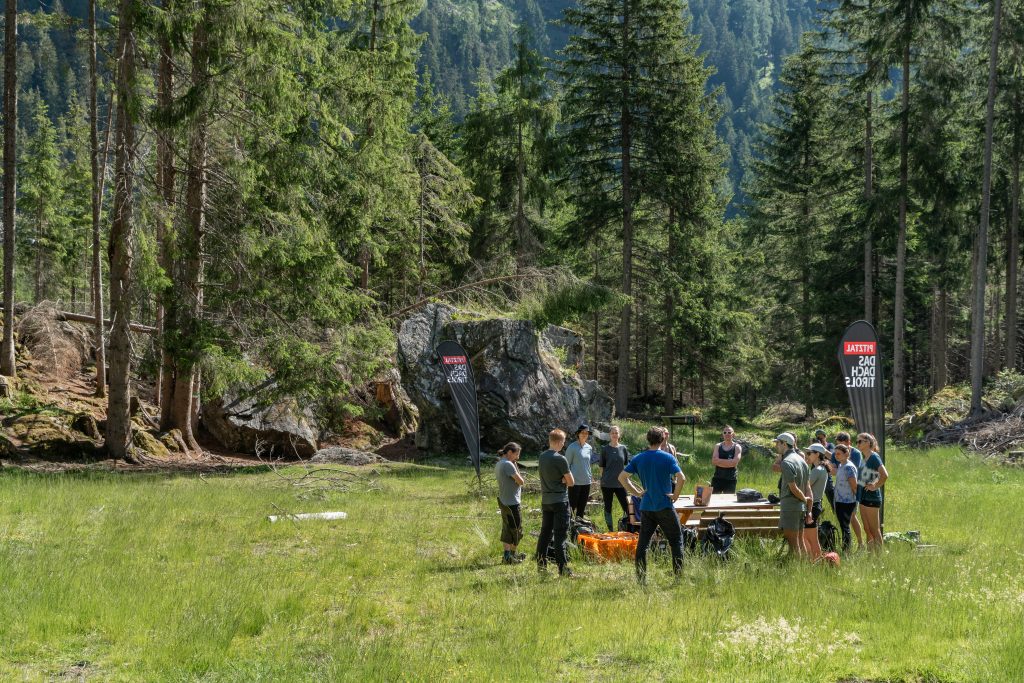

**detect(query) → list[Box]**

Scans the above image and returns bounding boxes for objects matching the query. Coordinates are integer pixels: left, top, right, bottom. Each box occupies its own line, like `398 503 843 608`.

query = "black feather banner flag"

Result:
435 340 482 478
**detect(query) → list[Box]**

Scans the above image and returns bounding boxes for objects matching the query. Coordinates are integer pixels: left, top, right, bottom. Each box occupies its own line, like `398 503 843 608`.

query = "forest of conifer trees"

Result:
0 0 1021 459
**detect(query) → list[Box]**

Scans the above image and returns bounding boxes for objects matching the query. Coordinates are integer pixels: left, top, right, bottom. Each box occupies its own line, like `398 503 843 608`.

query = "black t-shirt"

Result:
538 449 570 504
713 442 739 481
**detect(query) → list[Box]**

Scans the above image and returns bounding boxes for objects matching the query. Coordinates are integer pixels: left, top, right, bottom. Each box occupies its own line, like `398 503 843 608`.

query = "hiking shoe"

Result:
505 554 524 565
514 552 526 561
559 567 576 578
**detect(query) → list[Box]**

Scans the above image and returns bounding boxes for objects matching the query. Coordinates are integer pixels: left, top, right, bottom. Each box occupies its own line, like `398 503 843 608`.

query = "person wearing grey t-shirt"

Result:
597 425 630 531
495 442 526 564
772 432 813 558
565 424 594 518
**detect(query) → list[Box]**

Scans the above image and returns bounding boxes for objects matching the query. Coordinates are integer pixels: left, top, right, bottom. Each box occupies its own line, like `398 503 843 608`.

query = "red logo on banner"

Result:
442 355 467 365
844 342 876 355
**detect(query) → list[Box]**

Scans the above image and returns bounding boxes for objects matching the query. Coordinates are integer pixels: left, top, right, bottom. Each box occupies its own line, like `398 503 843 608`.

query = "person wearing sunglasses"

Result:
710 425 743 495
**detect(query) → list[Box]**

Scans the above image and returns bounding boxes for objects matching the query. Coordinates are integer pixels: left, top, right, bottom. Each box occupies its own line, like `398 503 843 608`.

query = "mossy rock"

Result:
132 429 172 459
71 412 102 440
160 429 185 453
2 414 102 460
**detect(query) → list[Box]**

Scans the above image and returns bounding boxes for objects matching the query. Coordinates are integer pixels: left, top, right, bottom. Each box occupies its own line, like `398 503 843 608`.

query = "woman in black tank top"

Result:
710 426 742 494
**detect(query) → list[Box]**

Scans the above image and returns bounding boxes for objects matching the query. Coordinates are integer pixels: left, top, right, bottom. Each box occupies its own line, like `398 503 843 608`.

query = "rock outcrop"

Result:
201 393 318 458
310 446 387 466
397 304 613 454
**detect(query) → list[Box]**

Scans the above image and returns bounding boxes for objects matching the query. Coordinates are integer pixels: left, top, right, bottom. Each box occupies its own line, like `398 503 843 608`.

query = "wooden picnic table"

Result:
673 493 781 538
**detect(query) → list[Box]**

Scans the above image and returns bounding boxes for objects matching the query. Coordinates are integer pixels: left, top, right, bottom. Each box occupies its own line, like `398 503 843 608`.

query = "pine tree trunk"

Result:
1006 97 1020 371
615 0 633 418
34 209 43 303
893 40 910 419
972 0 1001 416
156 0 175 415
664 207 676 415
930 284 948 391
171 12 210 453
864 86 873 324
802 218 812 419
512 45 528 266
88 0 107 397
107 0 139 461
1 0 18 378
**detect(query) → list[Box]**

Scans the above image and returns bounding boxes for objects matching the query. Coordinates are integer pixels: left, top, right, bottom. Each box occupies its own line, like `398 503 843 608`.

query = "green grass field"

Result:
1 427 1023 682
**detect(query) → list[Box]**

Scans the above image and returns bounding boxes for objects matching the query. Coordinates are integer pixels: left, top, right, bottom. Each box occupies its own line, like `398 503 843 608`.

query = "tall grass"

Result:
1 437 1022 681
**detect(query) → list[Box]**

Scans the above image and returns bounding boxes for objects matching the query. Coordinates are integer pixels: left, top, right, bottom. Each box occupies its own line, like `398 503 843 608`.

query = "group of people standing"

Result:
492 422 890 580
773 429 889 559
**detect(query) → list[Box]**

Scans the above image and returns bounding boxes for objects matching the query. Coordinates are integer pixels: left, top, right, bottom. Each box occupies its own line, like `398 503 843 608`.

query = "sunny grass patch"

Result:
0 441 1022 681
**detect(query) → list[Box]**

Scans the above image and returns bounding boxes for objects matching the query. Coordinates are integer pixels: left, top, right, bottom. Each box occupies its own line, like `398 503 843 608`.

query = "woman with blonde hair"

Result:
856 432 888 552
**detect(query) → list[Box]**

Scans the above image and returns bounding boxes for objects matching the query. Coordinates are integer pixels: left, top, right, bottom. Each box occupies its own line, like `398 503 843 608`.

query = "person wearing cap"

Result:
619 426 686 583
803 443 830 559
565 424 595 518
772 432 812 557
710 425 743 495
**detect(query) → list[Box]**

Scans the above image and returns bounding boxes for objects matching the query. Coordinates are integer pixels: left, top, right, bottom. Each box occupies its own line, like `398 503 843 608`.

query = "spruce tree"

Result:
2 0 18 377
561 0 720 415
19 93 66 304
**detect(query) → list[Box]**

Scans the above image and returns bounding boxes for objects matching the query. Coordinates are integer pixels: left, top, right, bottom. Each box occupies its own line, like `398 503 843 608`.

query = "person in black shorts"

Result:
709 425 742 494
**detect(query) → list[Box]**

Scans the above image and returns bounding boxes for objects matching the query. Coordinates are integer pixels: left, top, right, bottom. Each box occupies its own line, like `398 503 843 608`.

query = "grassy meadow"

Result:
1 425 1023 681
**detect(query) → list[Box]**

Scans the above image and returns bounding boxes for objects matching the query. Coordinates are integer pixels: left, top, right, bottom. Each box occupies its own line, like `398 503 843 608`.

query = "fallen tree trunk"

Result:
2 304 156 335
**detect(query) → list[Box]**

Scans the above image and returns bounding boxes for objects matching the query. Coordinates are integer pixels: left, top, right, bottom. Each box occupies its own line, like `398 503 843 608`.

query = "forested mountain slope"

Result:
416 0 818 206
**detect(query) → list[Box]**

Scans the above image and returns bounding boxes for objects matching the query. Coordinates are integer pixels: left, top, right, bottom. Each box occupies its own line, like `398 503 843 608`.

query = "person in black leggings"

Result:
598 425 630 531
832 443 860 552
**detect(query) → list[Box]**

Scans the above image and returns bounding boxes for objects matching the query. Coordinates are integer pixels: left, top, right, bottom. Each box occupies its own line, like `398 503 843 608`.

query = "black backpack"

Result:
570 518 596 543
736 488 763 502
818 520 839 553
701 514 735 560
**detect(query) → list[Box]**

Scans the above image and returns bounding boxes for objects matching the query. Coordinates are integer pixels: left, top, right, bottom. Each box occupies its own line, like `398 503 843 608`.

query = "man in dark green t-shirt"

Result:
535 429 575 576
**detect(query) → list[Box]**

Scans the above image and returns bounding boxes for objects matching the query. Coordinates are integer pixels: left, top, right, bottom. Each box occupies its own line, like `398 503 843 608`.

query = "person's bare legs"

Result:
860 505 883 552
782 529 803 557
803 527 822 560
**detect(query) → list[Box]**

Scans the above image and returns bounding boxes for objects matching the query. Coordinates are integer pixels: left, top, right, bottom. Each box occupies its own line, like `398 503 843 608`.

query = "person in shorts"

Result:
535 429 575 576
710 425 742 494
772 432 812 557
495 442 525 564
856 432 889 552
597 425 630 531
803 443 830 560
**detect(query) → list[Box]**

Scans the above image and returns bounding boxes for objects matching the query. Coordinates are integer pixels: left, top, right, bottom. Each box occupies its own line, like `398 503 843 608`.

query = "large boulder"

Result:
201 393 318 458
397 304 613 454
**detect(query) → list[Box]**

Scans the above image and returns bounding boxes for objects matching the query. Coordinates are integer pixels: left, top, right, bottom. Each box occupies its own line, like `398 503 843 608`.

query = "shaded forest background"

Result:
0 0 1021 459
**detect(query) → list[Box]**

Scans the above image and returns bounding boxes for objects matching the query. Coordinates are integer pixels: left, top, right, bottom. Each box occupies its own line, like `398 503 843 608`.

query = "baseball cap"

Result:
576 423 591 434
808 443 829 455
773 432 796 446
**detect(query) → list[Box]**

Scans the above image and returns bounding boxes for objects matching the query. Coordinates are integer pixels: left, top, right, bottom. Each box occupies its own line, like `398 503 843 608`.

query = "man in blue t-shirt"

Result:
619 426 686 583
